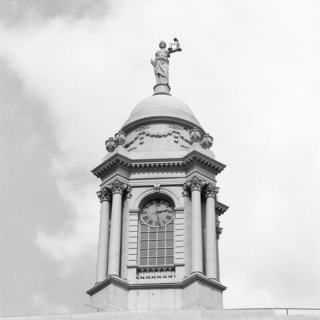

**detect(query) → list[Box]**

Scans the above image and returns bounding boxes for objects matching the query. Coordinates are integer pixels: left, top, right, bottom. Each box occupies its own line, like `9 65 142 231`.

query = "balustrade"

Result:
137 267 176 279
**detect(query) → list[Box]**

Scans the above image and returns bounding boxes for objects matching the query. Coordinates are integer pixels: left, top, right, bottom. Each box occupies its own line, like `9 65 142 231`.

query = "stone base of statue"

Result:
153 84 171 95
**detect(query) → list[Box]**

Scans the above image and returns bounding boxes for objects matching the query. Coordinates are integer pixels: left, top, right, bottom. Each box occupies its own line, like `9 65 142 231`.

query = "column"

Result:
205 183 218 279
96 187 111 283
187 176 204 273
108 179 126 276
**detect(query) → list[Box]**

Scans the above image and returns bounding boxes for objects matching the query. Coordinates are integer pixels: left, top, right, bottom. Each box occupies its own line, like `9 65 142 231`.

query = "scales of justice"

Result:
150 38 182 86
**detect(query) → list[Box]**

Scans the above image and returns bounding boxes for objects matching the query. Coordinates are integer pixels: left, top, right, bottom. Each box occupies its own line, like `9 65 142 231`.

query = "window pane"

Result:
166 231 174 239
166 240 174 247
167 248 174 255
167 223 174 231
158 232 165 240
140 241 148 249
141 233 148 240
150 232 157 240
166 256 174 264
158 240 165 247
139 202 175 267
140 249 148 257
157 257 165 265
150 240 156 248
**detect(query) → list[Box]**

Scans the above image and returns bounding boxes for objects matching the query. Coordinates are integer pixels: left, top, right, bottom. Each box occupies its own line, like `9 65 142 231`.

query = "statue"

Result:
150 38 182 85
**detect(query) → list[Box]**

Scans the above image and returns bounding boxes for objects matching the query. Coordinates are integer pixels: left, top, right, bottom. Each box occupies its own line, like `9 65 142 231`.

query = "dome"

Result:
122 92 203 133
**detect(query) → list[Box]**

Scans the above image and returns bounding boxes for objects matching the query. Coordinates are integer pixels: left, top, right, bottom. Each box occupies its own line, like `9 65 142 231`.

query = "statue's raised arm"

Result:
151 39 182 85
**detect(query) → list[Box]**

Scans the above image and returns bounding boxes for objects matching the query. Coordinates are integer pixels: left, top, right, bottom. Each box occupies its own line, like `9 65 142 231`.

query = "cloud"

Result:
0 0 164 273
0 7 127 272
35 181 99 274
0 0 111 26
31 293 72 314
1 0 320 311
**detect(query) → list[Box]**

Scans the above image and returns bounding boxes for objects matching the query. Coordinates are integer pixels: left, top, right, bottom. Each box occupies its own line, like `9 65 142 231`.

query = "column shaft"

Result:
96 200 110 283
108 192 122 275
191 189 203 273
205 196 218 279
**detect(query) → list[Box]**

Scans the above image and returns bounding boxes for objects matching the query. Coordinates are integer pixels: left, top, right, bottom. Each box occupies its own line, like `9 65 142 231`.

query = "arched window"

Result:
139 198 175 266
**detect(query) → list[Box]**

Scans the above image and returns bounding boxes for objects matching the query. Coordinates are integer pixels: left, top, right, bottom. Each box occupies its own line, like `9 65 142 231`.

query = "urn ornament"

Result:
201 133 213 149
105 137 117 153
189 127 202 144
115 130 126 146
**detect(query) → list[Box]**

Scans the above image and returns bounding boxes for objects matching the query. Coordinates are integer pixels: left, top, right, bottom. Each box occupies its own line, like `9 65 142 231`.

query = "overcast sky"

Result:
0 0 319 316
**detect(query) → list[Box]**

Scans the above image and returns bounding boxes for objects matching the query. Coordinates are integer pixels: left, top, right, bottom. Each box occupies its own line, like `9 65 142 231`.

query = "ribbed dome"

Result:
122 94 203 133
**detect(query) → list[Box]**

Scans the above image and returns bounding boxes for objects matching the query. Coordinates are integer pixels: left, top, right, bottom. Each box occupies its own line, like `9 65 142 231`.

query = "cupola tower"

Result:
87 40 228 312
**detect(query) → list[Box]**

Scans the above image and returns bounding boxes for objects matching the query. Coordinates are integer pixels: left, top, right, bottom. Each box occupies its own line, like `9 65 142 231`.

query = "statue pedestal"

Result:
153 84 171 95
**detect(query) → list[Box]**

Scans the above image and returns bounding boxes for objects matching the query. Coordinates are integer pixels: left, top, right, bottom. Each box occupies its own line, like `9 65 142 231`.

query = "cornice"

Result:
92 149 226 179
215 201 229 215
86 273 227 296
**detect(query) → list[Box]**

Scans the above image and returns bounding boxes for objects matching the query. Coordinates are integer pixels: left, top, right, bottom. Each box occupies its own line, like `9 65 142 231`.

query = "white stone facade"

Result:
88 85 228 312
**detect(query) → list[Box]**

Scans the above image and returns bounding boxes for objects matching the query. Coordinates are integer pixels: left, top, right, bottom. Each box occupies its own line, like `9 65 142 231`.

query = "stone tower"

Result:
87 83 228 312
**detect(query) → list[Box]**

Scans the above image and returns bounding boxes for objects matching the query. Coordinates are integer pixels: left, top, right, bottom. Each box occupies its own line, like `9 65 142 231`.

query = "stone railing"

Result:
137 266 176 280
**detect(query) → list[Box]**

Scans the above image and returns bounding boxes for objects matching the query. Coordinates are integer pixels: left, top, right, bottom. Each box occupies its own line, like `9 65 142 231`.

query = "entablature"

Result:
92 146 226 179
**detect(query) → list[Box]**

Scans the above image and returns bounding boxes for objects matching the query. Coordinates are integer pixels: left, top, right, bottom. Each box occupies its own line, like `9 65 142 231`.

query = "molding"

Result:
134 187 181 209
87 272 227 296
92 149 225 179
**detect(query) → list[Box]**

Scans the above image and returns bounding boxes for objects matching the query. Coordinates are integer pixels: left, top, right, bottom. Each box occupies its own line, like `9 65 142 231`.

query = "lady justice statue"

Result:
150 38 182 85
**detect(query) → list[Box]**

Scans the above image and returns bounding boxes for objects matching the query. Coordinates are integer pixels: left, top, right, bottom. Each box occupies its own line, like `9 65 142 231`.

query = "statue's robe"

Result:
154 50 169 84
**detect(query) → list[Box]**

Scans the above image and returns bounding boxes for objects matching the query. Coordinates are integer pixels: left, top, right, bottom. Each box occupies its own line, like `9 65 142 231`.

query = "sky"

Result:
0 0 319 316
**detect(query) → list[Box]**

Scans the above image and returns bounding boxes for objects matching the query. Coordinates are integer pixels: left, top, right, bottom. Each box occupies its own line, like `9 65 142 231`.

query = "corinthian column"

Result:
205 183 219 279
108 179 126 276
96 187 111 283
187 176 204 273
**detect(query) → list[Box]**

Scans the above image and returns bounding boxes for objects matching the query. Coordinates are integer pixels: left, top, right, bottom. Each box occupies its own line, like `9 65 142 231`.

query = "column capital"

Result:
97 187 111 203
205 183 219 199
187 176 204 192
182 182 191 197
109 179 127 195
